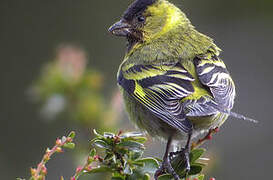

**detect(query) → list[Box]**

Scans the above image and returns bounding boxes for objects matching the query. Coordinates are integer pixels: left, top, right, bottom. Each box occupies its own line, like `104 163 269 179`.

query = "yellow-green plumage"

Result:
112 0 235 141
109 0 236 178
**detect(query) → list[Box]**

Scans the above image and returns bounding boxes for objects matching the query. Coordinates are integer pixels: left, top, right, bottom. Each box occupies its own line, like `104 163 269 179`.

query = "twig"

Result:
31 132 75 180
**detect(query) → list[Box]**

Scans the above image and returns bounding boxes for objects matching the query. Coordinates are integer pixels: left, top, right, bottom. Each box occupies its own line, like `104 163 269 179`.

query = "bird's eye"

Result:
137 16 145 23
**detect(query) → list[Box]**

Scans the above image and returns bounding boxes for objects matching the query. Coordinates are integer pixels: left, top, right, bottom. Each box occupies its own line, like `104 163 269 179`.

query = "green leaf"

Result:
188 165 203 175
192 162 207 167
136 158 160 174
63 142 75 149
130 151 143 160
120 132 143 138
117 141 144 152
167 148 206 177
104 153 114 161
93 129 103 138
112 172 126 180
196 174 205 180
89 148 96 157
88 166 113 173
93 139 111 149
68 131 76 139
111 177 124 180
104 132 115 138
158 174 173 180
171 155 186 175
127 136 147 144
124 162 133 175
190 148 206 164
143 173 150 180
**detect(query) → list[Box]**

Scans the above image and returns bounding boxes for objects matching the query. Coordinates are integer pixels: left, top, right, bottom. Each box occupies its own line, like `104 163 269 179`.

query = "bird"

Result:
108 0 256 179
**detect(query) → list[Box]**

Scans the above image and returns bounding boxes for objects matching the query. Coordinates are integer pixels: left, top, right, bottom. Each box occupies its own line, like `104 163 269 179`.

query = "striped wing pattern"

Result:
118 63 195 133
118 53 235 133
190 55 236 116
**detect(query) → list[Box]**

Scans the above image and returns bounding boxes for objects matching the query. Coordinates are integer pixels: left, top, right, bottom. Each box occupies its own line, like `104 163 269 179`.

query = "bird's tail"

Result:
210 103 258 123
229 111 258 123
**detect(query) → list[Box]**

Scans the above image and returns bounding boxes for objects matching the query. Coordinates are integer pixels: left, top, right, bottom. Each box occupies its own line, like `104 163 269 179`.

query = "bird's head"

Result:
109 0 191 51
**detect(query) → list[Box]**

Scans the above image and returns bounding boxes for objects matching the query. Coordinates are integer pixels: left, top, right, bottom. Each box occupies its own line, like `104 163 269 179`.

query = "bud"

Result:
93 155 99 160
56 138 62 146
56 147 63 153
76 166 83 173
41 166 47 175
44 154 50 161
30 168 36 176
37 175 44 180
87 156 93 164
66 137 73 142
85 165 92 171
117 130 122 136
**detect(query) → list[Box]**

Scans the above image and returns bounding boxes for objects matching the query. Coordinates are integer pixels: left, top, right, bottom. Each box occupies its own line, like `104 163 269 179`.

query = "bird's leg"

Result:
191 127 219 150
154 135 180 180
169 131 192 175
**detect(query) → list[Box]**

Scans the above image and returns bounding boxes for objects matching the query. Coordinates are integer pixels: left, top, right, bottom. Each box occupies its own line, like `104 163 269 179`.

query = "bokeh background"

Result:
1 0 272 179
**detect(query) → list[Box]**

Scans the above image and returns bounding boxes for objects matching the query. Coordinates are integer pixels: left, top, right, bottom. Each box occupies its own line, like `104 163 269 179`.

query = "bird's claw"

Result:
170 148 191 173
154 156 180 180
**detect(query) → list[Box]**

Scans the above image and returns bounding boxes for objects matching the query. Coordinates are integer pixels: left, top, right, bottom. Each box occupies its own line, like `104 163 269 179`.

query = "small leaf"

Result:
130 151 143 160
158 174 173 180
136 158 160 174
117 141 144 152
93 129 103 137
120 132 143 138
196 174 205 180
68 131 76 139
88 166 113 173
190 148 206 163
188 165 203 175
192 162 207 167
112 154 117 163
104 132 115 138
112 172 126 180
127 136 147 144
124 162 133 175
143 173 150 180
111 177 124 180
93 139 111 149
89 148 96 157
63 142 75 149
104 153 114 161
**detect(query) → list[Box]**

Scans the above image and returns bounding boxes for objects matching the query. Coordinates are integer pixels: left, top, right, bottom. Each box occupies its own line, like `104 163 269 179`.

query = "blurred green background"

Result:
1 0 272 179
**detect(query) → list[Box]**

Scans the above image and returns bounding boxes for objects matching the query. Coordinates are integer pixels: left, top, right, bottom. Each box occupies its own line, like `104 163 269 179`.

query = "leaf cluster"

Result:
89 130 155 180
19 130 209 180
87 130 207 180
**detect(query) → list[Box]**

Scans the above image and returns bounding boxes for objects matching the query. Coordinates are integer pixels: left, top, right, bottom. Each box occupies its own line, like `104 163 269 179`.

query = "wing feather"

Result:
187 54 236 117
118 62 194 133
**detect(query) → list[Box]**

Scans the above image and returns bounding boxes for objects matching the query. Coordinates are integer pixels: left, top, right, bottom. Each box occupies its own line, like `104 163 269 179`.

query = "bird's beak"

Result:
108 20 131 37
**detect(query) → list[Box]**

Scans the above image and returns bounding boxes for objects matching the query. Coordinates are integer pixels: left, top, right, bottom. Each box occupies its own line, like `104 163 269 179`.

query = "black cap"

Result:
123 0 156 21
